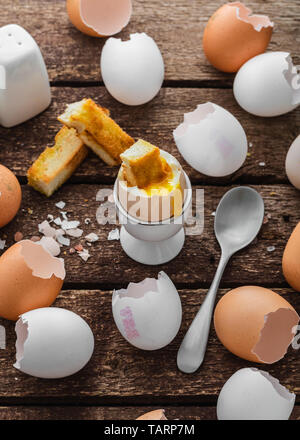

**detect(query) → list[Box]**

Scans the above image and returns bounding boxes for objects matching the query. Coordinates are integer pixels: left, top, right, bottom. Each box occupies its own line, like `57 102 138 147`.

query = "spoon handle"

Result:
177 252 230 374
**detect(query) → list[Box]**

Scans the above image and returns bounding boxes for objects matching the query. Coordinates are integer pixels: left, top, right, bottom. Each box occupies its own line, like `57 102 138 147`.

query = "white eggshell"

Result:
286 135 300 190
173 102 247 177
14 307 94 379
101 33 164 105
112 271 182 350
233 52 300 117
217 368 295 420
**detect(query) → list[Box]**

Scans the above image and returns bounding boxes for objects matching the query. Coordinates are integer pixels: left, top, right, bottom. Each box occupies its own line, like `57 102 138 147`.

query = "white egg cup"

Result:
0 24 51 128
113 172 192 265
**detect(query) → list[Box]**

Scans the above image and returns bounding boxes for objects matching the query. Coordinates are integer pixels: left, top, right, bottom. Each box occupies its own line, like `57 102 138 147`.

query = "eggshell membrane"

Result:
0 165 22 228
203 2 273 72
214 286 299 363
0 240 65 320
67 0 132 37
286 135 300 190
283 222 300 292
117 150 185 222
136 410 167 420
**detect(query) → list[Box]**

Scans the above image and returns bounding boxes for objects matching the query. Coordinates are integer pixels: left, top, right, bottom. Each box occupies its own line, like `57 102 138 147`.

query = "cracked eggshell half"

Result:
0 165 22 228
203 2 273 72
137 410 167 420
286 135 300 190
14 307 94 378
0 240 65 320
233 52 300 116
117 150 185 223
173 102 247 177
101 33 164 105
112 272 182 350
67 0 132 37
217 368 295 420
283 222 300 292
214 286 299 363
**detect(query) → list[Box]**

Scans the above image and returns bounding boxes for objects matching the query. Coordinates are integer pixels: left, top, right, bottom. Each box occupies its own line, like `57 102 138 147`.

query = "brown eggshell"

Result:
214 286 299 363
0 165 22 228
136 410 167 420
283 222 300 292
203 3 273 72
0 240 65 320
67 0 101 37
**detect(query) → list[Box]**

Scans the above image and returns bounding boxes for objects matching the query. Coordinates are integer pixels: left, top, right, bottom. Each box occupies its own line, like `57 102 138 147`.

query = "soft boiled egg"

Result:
67 0 132 37
286 135 300 190
214 286 299 363
0 165 22 228
173 102 248 177
112 271 182 350
203 2 273 72
14 307 94 378
233 52 300 116
101 33 164 105
117 140 185 223
0 240 65 320
217 368 295 420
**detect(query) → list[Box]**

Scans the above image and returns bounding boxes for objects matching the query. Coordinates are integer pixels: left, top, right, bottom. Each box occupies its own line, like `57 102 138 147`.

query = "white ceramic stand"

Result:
120 226 185 265
0 24 51 127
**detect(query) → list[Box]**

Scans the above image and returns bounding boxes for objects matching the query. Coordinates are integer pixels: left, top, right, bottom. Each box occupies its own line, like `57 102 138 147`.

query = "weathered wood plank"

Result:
0 288 298 402
0 184 299 287
0 405 299 420
2 1 299 82
0 88 299 184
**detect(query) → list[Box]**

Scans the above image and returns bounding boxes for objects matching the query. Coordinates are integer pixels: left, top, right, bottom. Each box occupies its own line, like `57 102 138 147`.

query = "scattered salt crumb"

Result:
0 239 6 250
259 162 266 167
84 218 91 225
66 228 83 238
39 236 61 257
54 217 62 226
249 142 253 148
267 246 276 252
85 232 99 243
38 220 56 238
211 211 216 217
75 244 83 252
47 214 54 223
30 236 40 242
108 228 120 241
61 220 80 230
78 248 90 262
86 242 92 246
14 232 23 242
55 201 66 209
69 248 76 254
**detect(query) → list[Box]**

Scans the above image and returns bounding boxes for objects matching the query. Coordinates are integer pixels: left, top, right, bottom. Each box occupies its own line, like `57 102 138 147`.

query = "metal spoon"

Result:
177 186 264 374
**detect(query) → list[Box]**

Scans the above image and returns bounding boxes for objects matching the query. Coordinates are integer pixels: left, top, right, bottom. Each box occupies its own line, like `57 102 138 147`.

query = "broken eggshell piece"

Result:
136 410 167 420
217 368 296 420
173 102 248 177
214 286 299 363
203 2 273 72
112 272 182 350
0 240 65 320
233 52 300 117
14 307 94 379
67 0 132 37
117 150 185 223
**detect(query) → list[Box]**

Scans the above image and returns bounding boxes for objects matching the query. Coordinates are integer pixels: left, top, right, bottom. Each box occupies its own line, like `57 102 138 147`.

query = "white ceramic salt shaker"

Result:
0 24 51 127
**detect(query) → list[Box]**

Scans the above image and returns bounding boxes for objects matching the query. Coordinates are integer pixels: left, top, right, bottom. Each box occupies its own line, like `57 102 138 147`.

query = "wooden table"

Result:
0 0 299 420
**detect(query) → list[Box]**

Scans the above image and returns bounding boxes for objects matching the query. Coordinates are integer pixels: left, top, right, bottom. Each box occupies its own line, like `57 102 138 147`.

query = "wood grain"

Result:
0 288 298 403
0 183 299 287
0 405 299 420
1 0 299 83
0 87 299 184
